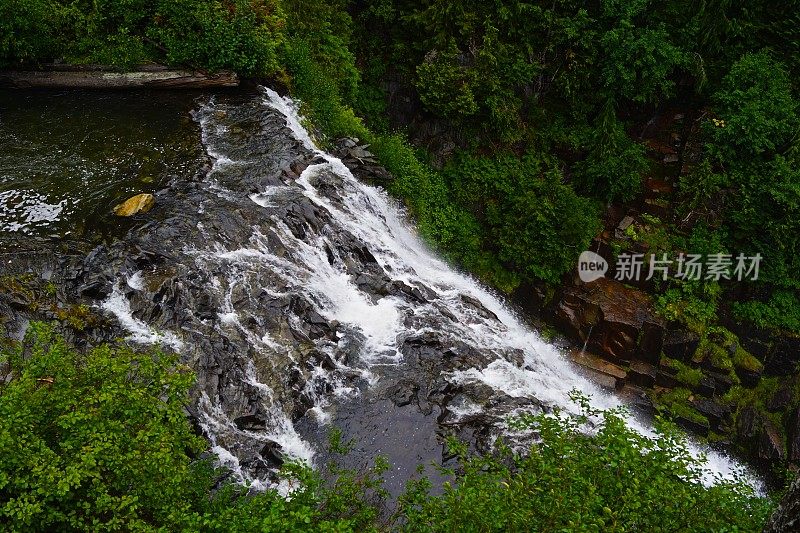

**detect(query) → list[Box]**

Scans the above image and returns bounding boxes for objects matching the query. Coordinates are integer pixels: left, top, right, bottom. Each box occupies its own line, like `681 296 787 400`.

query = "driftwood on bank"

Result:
0 64 239 89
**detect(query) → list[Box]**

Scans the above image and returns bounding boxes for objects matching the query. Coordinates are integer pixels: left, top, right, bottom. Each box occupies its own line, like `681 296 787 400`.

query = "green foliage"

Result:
663 358 703 388
733 291 800 334
572 102 649 202
398 398 770 531
707 51 798 162
415 42 478 119
391 0 688 143
282 0 360 104
677 159 730 215
0 0 61 67
0 323 205 530
0 0 286 74
689 51 800 290
443 153 601 284
281 38 368 141
655 387 711 428
655 226 728 333
0 329 774 531
148 0 285 76
656 282 720 334
597 13 686 105
691 327 761 379
727 155 800 288
0 324 398 532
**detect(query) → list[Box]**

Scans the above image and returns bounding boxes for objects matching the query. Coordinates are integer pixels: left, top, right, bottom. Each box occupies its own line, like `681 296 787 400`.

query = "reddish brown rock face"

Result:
555 277 665 364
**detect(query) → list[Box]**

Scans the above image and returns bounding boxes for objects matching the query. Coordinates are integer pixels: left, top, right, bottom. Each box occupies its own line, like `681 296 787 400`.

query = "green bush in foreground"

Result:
398 397 772 532
0 326 774 531
0 324 384 532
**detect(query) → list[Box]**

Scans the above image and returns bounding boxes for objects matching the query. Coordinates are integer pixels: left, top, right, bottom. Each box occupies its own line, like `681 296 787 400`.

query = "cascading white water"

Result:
258 88 760 489
101 87 761 493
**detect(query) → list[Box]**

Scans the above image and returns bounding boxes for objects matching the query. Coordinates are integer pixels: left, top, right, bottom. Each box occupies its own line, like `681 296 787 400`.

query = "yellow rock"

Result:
113 193 155 217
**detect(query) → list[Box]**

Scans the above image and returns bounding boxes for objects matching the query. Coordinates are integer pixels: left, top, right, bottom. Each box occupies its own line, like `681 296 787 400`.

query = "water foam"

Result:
259 87 761 491
99 86 761 494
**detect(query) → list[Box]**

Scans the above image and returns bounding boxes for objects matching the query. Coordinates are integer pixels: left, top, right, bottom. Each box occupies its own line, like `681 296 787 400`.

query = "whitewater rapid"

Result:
99 86 760 493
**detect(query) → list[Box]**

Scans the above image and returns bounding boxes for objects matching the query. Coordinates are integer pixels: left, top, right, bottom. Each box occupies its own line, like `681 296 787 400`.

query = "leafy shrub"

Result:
655 225 730 333
733 291 800 334
281 38 368 140
692 52 800 290
0 0 286 74
727 155 800 289
0 323 206 530
149 0 285 76
598 16 686 105
443 153 601 284
707 51 798 162
0 324 390 532
415 42 478 119
0 0 61 67
572 101 649 202
398 398 771 531
282 0 360 104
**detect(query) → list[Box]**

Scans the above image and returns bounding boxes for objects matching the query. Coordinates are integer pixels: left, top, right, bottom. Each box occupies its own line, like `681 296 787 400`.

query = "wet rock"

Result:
305 349 337 371
113 193 155 216
555 279 665 365
234 414 266 431
759 420 786 462
735 365 762 388
693 375 715 398
457 382 498 405
77 277 113 299
663 329 700 361
639 321 664 364
388 280 429 304
676 413 710 437
553 292 600 341
768 386 794 412
570 350 626 389
387 381 419 407
260 440 285 467
333 138 394 182
655 368 679 388
628 361 657 388
736 405 763 449
764 474 800 532
618 385 656 417
787 406 800 462
765 336 800 376
690 398 728 429
460 294 498 321
705 370 734 395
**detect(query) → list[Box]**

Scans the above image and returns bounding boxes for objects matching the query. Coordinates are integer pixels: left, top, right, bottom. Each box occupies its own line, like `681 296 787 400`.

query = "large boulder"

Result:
554 278 665 365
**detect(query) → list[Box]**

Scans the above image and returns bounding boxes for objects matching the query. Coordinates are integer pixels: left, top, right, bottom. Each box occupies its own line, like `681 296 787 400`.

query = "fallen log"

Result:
0 65 239 89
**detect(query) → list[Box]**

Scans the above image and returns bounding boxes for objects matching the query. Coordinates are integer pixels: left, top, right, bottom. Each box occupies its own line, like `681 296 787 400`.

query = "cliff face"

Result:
764 475 800 532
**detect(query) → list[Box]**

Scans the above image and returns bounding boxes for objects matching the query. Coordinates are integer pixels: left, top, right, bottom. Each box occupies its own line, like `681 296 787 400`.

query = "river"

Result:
0 87 760 496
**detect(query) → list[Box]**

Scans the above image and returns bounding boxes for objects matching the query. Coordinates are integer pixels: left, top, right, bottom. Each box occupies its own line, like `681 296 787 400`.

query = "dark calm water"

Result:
0 90 204 241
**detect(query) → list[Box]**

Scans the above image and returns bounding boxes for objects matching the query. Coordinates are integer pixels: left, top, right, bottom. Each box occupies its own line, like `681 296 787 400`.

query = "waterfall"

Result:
98 87 760 493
